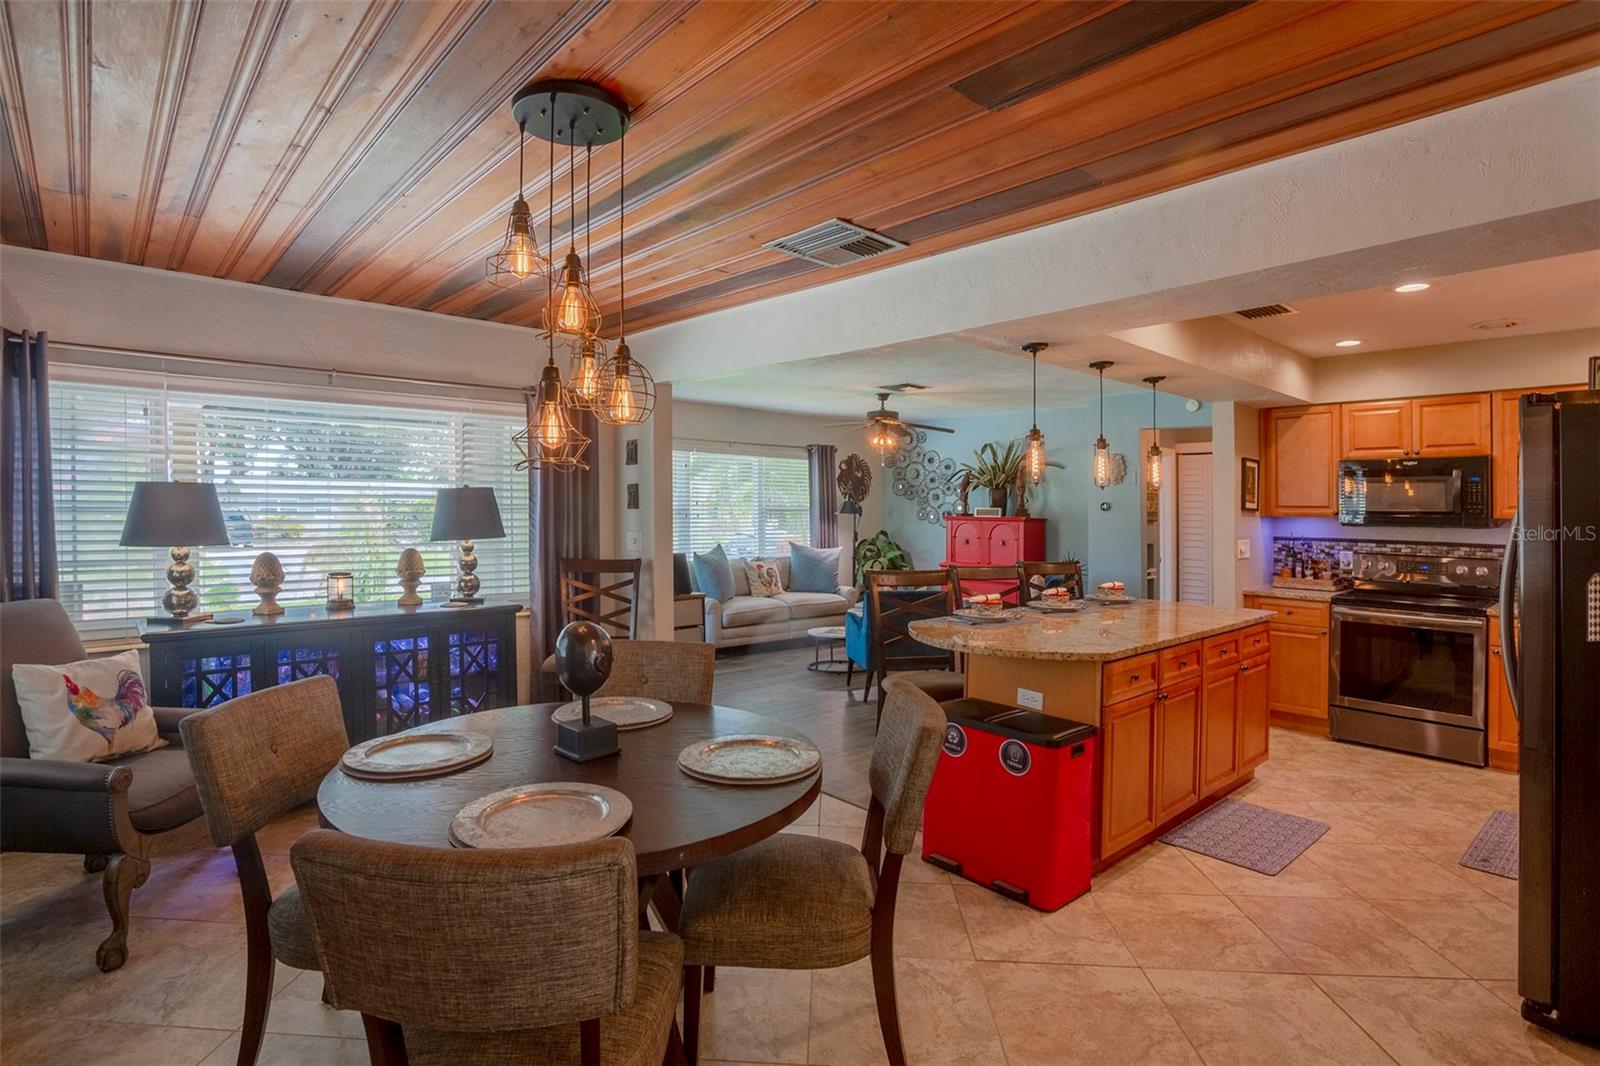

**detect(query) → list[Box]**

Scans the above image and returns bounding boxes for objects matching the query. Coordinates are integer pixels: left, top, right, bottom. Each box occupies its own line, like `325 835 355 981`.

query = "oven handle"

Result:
1331 605 1487 634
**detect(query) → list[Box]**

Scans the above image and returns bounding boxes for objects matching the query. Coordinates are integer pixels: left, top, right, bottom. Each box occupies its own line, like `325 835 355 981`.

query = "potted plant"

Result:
951 441 1060 514
853 530 911 586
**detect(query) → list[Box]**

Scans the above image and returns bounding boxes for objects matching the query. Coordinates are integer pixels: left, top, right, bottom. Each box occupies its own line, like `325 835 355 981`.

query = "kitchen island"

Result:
911 599 1273 868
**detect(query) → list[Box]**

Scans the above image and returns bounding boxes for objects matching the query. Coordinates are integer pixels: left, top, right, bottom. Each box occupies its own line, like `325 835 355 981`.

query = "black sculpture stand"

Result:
552 622 620 762
554 708 619 763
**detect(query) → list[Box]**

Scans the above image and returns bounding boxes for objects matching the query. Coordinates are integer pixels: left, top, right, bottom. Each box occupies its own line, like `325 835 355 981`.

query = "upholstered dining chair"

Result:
0 598 205 972
179 675 349 1066
290 830 683 1066
863 570 963 723
947 563 1026 606
592 639 715 706
677 678 946 1065
1020 559 1084 601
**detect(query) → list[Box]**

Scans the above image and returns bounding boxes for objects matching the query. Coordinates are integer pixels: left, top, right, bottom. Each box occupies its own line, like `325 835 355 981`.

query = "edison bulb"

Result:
536 398 568 449
503 230 540 278
546 250 600 336
1146 442 1162 490
1093 436 1111 489
1026 428 1046 485
606 365 637 424
570 340 602 405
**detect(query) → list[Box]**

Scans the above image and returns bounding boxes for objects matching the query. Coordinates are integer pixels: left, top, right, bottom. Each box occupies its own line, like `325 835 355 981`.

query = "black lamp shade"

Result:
837 500 864 516
430 487 505 542
119 482 231 547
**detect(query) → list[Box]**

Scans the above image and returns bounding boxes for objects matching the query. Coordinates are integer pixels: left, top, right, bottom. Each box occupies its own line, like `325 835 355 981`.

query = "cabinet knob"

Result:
1178 659 1188 668
1130 673 1140 682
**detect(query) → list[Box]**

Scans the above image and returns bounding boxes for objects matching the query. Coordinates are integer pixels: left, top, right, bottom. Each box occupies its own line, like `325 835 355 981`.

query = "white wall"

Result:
1308 328 1597 402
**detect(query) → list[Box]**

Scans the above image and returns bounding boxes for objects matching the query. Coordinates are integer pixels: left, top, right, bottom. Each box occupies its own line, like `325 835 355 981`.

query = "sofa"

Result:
692 553 859 649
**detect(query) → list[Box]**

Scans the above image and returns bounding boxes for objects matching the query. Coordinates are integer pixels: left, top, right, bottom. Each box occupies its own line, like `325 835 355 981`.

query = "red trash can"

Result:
921 698 1097 912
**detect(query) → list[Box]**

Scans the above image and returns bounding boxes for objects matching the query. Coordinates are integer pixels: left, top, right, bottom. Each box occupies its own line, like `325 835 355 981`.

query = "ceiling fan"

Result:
825 391 953 455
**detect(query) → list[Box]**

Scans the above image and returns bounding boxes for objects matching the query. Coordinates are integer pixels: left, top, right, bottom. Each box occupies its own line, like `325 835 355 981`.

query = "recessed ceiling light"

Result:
1470 318 1524 331
1393 282 1431 293
1334 339 1362 348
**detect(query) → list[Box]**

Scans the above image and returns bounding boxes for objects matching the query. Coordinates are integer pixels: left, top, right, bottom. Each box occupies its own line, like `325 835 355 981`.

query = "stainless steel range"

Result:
1329 548 1499 766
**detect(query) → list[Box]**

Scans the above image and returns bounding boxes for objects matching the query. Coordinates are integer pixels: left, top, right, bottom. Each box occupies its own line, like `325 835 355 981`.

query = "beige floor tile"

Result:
1185 850 1352 899
267 969 365 1039
1234 896 1465 977
1331 801 1497 850
1096 893 1299 973
254 803 324 855
1368 897 1518 981
198 1032 370 1066
809 956 1005 1066
780 824 820 837
1480 979 1523 1010
979 961 1201 1065
1416 844 1519 907
1309 840 1497 902
793 794 823 826
0 852 104 915
893 882 973 960
1147 968 1392 1065
954 885 1135 966
0 1015 231 1066
131 847 297 925
697 966 811 1064
1092 844 1217 896
819 795 867 830
1315 975 1600 1065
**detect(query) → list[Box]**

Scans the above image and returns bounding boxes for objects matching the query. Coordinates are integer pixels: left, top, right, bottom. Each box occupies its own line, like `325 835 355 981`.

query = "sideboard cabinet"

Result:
139 602 520 742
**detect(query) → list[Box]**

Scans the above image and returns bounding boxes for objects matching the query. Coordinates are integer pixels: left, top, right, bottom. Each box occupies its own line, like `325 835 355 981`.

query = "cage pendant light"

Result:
1143 375 1166 490
1090 360 1114 490
543 139 602 338
1022 342 1048 484
485 122 549 287
514 353 590 471
597 125 655 426
566 146 608 409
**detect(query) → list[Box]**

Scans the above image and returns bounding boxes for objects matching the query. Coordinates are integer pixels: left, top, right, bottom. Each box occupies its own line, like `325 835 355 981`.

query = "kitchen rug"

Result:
1459 809 1518 880
1160 799 1330 876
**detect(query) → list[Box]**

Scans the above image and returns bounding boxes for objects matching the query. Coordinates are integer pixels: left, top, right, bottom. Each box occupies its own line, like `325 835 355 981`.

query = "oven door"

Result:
1331 605 1487 728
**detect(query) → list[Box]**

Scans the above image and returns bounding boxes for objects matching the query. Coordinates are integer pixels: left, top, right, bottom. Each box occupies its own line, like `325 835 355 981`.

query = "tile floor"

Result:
4 727 1598 1065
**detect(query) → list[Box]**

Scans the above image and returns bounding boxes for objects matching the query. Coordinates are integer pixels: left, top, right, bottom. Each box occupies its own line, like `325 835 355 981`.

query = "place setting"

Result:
339 730 494 781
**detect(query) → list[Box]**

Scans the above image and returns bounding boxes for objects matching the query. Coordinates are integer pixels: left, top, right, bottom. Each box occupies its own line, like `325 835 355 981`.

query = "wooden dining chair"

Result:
590 640 715 706
562 558 644 638
290 830 683 1066
1020 559 1085 601
864 570 963 724
677 679 946 1065
178 675 350 1066
947 564 1026 606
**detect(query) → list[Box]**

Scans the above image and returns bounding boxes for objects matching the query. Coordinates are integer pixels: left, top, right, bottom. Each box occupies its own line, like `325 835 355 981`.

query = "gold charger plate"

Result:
677 734 822 786
551 696 673 731
449 782 632 849
340 731 493 781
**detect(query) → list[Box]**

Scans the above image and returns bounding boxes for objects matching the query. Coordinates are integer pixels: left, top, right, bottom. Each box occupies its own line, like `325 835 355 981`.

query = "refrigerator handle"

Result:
1498 516 1520 721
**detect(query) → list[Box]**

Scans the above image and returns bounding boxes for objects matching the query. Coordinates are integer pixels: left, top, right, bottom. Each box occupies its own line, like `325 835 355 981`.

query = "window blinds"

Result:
49 374 529 630
671 447 811 558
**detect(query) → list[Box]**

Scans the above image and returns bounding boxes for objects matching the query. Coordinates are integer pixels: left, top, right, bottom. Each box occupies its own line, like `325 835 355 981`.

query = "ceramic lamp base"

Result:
554 718 620 763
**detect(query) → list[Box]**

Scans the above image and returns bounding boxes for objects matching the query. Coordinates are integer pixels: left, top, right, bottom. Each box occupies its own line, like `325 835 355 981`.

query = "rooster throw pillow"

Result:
12 650 166 762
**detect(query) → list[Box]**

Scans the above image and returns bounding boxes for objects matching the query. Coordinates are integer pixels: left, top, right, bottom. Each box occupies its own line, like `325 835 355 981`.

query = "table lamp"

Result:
119 481 231 625
429 487 505 605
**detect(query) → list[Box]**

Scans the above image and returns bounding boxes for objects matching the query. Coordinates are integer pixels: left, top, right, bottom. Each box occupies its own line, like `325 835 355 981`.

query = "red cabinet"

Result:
944 516 1046 569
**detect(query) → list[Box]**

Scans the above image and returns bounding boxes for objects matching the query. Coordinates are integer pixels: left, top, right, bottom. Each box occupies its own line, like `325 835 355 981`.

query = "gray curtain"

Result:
527 396 599 700
2 329 58 601
808 443 839 549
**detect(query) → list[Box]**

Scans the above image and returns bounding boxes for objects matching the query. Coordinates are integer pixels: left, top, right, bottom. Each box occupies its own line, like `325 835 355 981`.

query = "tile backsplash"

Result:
1271 534 1504 579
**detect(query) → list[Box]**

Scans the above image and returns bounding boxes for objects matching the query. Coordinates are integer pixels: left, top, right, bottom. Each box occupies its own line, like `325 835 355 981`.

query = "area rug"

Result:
1160 799 1330 875
1459 809 1518 880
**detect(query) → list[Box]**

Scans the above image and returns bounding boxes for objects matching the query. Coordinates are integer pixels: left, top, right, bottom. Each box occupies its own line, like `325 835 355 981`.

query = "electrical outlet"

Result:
624 530 643 553
1236 539 1251 560
1016 687 1044 710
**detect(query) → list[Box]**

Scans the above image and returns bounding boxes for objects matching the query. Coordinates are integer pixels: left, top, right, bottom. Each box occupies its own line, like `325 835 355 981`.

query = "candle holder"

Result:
325 571 355 611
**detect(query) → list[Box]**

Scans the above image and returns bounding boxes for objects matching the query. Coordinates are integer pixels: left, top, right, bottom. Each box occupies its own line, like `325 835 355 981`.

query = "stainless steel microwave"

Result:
1337 456 1492 527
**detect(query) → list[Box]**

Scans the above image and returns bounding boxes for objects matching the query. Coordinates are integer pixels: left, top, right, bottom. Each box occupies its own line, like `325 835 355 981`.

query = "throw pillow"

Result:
11 650 165 763
789 543 842 593
690 544 736 603
744 559 784 598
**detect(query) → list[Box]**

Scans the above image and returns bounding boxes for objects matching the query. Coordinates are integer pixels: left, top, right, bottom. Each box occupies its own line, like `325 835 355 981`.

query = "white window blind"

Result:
49 375 529 630
671 447 810 557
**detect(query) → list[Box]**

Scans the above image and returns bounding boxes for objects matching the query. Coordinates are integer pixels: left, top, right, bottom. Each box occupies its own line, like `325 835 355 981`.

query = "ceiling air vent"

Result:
766 219 907 267
1235 303 1299 320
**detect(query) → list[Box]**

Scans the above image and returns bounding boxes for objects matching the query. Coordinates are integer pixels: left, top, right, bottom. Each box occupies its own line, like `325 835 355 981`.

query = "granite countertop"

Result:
908 600 1272 662
1243 585 1340 603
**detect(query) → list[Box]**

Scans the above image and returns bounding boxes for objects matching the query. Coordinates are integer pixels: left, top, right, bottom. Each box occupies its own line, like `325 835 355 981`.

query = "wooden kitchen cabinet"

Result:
1493 385 1586 518
1488 618 1518 772
1200 648 1240 795
1262 404 1339 516
1412 393 1492 456
1155 679 1202 823
1244 595 1330 728
1101 691 1157 855
1237 652 1270 772
1341 399 1412 458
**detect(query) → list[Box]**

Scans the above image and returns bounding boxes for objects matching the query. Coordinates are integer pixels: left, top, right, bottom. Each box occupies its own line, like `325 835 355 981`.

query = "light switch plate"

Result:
624 530 643 553
1016 687 1044 710
1236 539 1251 560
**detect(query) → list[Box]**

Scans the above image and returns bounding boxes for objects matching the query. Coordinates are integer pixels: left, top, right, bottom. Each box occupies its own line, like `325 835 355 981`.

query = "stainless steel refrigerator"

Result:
1500 363 1600 1045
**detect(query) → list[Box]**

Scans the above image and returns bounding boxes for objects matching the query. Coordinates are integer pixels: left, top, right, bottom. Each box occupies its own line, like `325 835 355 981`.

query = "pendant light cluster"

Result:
1143 375 1166 490
1021 342 1048 484
503 79 655 473
1089 360 1114 490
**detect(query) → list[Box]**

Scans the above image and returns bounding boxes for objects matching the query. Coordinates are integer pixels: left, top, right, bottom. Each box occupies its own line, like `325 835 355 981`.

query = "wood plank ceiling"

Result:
2 1 1597 339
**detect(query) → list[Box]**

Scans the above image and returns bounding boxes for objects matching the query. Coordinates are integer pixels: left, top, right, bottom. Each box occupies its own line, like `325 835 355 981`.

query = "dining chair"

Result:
947 564 1026 606
544 558 646 678
863 570 963 724
1020 559 1084 601
290 830 683 1066
593 639 715 706
677 679 946 1065
179 675 350 1066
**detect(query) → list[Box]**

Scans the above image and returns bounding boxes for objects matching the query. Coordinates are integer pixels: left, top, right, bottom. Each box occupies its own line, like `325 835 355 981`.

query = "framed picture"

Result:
624 439 638 466
1240 457 1260 513
626 483 639 510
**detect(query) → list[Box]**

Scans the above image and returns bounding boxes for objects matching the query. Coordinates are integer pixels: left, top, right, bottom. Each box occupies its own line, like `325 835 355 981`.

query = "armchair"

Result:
0 599 205 971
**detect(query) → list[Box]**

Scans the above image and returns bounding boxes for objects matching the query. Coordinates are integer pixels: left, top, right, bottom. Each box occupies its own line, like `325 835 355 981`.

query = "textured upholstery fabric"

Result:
871 682 948 855
0 599 88 758
789 543 842 593
593 640 714 706
119 746 203 833
291 831 645 1035
179 675 348 847
720 595 789 628
884 671 966 704
774 591 848 620
679 834 874 969
267 885 319 970
845 606 867 669
406 932 683 1066
690 545 735 603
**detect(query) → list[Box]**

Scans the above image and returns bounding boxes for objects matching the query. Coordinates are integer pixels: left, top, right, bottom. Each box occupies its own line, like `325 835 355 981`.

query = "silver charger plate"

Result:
449 782 632 849
1088 595 1135 606
953 609 1013 625
678 734 822 786
340 731 493 780
1026 599 1084 613
552 696 673 731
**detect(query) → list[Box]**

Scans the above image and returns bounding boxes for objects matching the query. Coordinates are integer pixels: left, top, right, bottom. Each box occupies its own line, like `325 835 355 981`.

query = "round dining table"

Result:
316 702 823 884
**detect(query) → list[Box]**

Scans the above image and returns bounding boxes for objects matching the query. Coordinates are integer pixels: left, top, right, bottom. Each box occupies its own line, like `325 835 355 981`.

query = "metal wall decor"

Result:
884 433 954 525
836 453 872 504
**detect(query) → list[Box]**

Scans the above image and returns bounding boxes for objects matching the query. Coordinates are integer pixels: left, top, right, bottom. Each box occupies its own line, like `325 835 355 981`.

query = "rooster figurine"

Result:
62 671 146 743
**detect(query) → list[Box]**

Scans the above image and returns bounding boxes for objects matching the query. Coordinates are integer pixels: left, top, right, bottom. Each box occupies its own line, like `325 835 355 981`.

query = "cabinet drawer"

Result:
1103 653 1158 704
1203 634 1240 672
1160 641 1202 685
1240 624 1271 659
1250 597 1330 629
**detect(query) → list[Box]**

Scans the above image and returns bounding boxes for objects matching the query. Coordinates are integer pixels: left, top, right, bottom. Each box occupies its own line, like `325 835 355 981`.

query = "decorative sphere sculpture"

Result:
554 620 614 702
